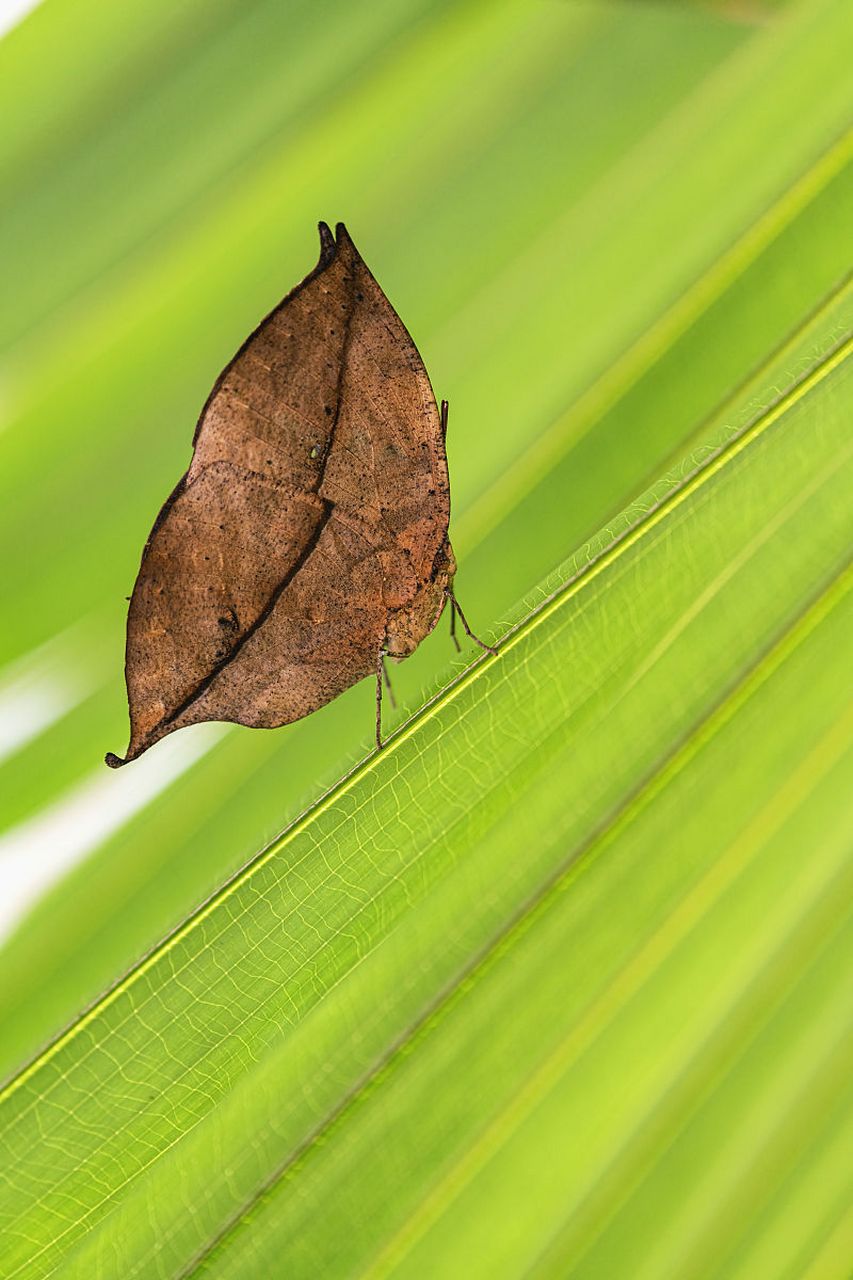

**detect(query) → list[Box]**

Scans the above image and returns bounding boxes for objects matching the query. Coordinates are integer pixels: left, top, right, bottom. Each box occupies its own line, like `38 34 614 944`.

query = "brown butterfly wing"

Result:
319 225 450 582
108 223 452 766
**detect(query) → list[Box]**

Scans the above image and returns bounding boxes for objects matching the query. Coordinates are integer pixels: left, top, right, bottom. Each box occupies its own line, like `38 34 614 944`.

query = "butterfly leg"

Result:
445 588 497 656
449 598 461 652
382 655 397 709
375 650 384 750
374 649 397 750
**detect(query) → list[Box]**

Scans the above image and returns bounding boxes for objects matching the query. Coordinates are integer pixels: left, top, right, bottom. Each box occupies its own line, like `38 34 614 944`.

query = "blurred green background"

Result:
0 1 850 1268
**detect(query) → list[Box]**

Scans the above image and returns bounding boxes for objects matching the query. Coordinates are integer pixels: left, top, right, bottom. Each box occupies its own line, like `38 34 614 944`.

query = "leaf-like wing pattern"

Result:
108 224 454 766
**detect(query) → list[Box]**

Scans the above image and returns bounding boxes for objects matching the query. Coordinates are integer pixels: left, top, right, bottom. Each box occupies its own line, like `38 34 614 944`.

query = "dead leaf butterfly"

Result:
106 222 493 767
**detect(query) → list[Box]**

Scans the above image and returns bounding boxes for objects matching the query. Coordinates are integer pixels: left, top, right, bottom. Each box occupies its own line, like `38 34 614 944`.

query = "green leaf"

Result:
1 330 850 1276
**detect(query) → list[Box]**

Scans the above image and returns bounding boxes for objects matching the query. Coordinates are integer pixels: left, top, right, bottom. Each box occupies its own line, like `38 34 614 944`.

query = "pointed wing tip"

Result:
316 221 338 269
334 222 360 254
104 751 127 769
316 221 360 264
